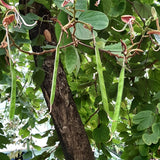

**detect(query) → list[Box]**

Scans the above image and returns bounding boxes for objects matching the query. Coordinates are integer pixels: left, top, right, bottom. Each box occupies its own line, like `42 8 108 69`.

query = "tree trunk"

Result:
19 1 94 159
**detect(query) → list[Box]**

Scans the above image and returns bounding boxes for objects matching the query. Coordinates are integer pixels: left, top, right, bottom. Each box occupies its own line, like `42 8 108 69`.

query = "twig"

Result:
85 108 100 124
78 41 124 58
9 34 74 55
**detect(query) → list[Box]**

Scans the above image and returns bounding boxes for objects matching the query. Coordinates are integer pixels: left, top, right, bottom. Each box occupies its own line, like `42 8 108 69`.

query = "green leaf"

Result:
139 145 148 156
0 153 10 160
108 0 126 17
142 133 158 145
35 0 50 9
0 123 3 128
54 0 87 17
133 156 144 160
0 135 10 149
12 13 38 33
117 123 127 132
102 0 112 16
133 110 155 131
140 0 154 4
152 122 160 135
54 145 64 159
98 110 109 124
70 23 97 40
22 151 32 160
65 46 80 74
28 117 36 128
157 103 160 114
31 34 45 46
104 42 122 55
47 133 59 146
31 151 50 160
142 123 160 145
153 91 160 101
32 68 45 89
19 128 30 138
78 10 109 30
95 38 107 49
41 45 56 50
0 128 3 134
55 11 72 44
133 1 151 18
32 143 41 151
0 48 6 55
37 117 48 124
92 124 110 143
32 134 42 139
26 87 36 99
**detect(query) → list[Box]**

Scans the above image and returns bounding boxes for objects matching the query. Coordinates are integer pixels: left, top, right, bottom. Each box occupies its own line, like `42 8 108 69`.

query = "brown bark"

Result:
19 1 94 159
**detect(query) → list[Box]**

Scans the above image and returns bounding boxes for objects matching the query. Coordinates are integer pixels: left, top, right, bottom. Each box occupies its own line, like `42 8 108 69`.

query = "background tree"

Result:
1 0 160 160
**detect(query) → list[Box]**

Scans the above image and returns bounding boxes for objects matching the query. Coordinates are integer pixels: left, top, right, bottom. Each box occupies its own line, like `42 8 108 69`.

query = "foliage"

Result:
1 0 160 159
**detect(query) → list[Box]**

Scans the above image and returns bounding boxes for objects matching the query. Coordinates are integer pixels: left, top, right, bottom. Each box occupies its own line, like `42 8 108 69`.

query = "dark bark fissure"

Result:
19 1 94 159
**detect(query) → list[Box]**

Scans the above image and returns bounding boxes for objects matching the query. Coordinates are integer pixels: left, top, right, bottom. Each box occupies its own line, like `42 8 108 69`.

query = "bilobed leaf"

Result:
108 0 126 17
54 0 87 17
70 23 97 40
142 133 158 145
102 0 112 15
78 10 109 30
142 123 160 145
133 1 151 18
65 46 80 74
105 42 122 53
92 124 110 143
152 122 160 135
133 110 155 131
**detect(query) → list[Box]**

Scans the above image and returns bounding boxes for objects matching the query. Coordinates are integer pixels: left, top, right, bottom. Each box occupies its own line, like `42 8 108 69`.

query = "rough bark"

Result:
19 1 94 159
